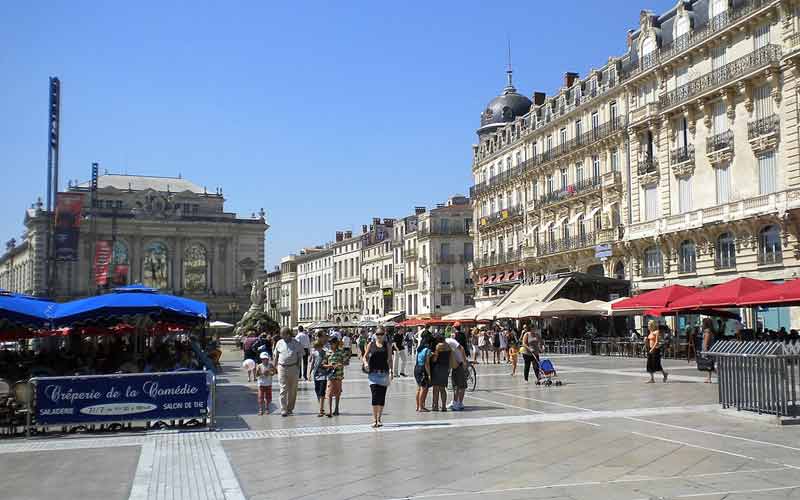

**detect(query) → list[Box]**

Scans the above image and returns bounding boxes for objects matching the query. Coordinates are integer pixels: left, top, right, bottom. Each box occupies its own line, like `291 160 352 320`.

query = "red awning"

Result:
669 277 776 311
480 275 489 285
736 279 800 307
497 272 506 282
487 274 497 284
612 285 698 311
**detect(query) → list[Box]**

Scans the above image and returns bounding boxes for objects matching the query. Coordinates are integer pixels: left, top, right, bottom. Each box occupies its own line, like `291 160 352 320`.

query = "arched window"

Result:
577 215 587 242
643 246 663 277
184 244 208 292
112 240 130 285
715 233 736 270
593 210 603 233
561 223 569 242
143 242 169 290
759 225 782 265
679 240 696 274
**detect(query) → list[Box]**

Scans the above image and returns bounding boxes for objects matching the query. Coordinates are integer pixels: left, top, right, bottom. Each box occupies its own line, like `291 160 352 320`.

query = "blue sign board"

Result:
34 371 210 425
595 244 613 259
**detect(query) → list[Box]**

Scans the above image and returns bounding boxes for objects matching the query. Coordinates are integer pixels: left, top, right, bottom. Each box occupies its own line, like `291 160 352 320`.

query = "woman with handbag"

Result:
645 320 669 383
363 327 394 427
697 318 716 383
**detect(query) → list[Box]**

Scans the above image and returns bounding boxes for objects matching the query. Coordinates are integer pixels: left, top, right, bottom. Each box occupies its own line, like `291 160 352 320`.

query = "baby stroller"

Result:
538 358 562 386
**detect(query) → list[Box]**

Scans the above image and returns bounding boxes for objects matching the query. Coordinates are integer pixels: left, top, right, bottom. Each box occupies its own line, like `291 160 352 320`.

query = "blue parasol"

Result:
0 290 56 329
51 284 208 328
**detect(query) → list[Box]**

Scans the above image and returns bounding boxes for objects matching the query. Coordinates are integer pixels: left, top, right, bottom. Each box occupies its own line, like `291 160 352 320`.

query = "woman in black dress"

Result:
430 334 457 411
362 327 393 427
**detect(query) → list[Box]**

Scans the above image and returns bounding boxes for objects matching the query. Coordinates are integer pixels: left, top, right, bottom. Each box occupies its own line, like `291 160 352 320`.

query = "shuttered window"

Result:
644 186 659 221
711 45 726 71
716 164 731 204
678 177 692 213
754 23 770 50
712 100 728 134
754 84 773 119
759 152 777 194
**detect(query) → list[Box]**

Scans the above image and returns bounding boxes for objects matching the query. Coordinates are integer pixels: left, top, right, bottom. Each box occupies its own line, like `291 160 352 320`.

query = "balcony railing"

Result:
661 44 781 110
714 256 737 271
478 205 523 229
642 265 663 278
538 177 601 208
707 130 734 154
670 145 695 165
537 232 597 257
758 250 783 266
473 248 523 269
748 114 780 140
625 0 776 80
418 225 470 238
470 117 626 199
403 276 418 287
363 279 380 291
637 158 658 176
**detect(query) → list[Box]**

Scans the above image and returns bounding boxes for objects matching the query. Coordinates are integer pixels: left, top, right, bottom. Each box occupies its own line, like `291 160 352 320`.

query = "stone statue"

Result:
249 278 266 311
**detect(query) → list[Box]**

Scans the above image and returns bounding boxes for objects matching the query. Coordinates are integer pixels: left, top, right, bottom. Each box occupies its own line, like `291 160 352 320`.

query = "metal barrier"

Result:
544 340 587 355
708 340 799 418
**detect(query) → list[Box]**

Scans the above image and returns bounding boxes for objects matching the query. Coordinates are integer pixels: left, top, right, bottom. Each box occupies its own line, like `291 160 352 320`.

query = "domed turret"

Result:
478 67 532 136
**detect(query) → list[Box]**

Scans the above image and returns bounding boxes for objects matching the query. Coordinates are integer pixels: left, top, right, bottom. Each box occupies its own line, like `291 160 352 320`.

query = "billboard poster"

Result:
34 371 210 425
94 241 112 286
54 192 84 261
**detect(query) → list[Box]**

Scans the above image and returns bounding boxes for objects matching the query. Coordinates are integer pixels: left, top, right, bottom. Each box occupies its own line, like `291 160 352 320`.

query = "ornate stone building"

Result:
296 246 334 327
471 0 800 327
0 174 268 318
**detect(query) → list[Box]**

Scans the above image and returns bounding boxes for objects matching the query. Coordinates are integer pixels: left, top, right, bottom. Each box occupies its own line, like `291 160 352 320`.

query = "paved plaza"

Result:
1 350 799 500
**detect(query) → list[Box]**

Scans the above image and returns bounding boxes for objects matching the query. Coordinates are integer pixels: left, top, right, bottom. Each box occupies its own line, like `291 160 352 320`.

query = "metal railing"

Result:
707 130 734 154
637 158 658 176
626 0 776 80
748 114 780 140
670 145 695 165
538 177 601 207
661 44 781 110
537 231 597 256
708 340 799 418
418 226 470 238
478 205 523 229
473 248 523 269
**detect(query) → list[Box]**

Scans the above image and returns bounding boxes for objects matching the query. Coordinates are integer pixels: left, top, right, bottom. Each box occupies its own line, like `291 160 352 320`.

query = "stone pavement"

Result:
1 350 800 499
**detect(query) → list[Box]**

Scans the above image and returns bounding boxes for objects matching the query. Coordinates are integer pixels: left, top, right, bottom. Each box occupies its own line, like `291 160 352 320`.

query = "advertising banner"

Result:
34 371 210 426
94 240 112 286
54 192 84 261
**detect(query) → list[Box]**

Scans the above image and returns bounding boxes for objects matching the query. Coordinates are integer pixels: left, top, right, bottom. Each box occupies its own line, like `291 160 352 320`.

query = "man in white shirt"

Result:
295 326 311 380
341 333 352 357
445 336 468 411
275 327 303 416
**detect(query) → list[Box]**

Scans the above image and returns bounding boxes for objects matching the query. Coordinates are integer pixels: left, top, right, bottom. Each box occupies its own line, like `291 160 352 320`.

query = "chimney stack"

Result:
564 72 579 88
336 231 343 242
362 224 368 234
533 92 546 106
345 230 353 239
414 206 426 215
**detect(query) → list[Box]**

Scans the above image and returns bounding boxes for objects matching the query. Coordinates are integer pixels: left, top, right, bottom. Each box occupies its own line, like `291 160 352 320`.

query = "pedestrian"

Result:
274 327 303 417
470 328 480 363
392 328 408 377
520 326 542 384
323 336 348 417
499 326 508 363
341 332 352 358
242 331 259 382
508 337 518 377
309 339 330 417
363 327 393 427
646 320 669 383
492 326 501 364
414 332 433 412
430 333 457 411
255 352 275 415
445 333 467 411
698 318 716 383
478 328 488 363
295 326 311 380
358 329 368 357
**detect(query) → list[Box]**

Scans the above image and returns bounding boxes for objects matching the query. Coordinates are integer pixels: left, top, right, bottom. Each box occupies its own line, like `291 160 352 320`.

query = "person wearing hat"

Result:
255 352 276 415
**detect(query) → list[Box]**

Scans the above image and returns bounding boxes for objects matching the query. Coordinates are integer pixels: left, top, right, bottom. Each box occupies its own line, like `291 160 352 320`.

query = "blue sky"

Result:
0 0 674 270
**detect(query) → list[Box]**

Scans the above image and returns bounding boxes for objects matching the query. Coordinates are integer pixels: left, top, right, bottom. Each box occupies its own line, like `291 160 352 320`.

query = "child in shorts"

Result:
508 339 519 377
256 352 275 415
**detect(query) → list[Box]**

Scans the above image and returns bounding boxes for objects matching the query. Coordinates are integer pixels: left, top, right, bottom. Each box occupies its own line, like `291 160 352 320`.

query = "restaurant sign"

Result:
33 371 210 425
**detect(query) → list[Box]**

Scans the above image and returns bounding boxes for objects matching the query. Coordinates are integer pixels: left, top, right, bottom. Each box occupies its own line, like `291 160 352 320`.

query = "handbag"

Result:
697 354 715 372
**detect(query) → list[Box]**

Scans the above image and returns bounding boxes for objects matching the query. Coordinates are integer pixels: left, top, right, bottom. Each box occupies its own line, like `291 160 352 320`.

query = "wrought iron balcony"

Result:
637 158 658 176
363 279 381 292
714 256 737 271
626 0 776 80
418 225 470 238
661 44 781 110
537 232 597 257
478 205 523 229
473 248 522 269
758 250 783 266
538 177 601 208
670 145 695 165
707 131 734 154
642 264 664 278
748 114 780 140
